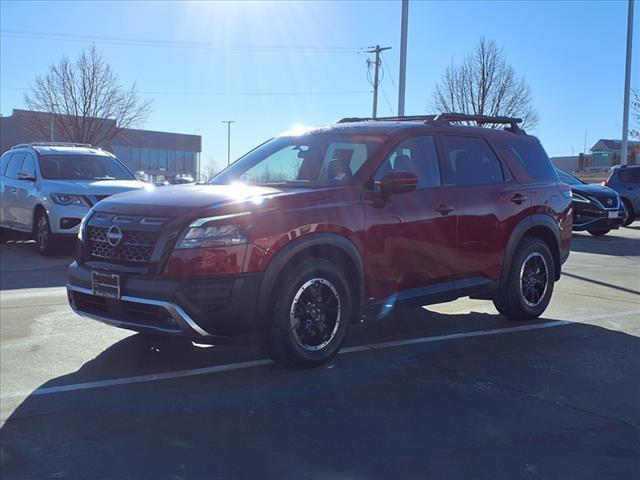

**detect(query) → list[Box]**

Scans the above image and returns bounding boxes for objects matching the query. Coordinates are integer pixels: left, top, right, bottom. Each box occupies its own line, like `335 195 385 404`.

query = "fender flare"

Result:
255 232 365 328
502 214 561 285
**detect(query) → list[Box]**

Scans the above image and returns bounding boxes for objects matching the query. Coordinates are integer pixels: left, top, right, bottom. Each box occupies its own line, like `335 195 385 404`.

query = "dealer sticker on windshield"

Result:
92 271 120 299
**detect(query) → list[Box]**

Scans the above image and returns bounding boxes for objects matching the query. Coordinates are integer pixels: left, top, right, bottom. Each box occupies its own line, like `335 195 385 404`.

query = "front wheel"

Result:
588 229 610 236
268 258 353 366
621 199 634 227
34 210 58 256
493 237 555 320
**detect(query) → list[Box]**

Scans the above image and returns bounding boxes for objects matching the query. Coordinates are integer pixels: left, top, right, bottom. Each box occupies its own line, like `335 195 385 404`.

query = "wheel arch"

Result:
502 215 561 284
255 233 365 328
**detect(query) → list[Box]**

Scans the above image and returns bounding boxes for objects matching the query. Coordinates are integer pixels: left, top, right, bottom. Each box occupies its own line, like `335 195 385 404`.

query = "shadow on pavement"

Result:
571 231 640 256
0 238 74 290
1 309 638 479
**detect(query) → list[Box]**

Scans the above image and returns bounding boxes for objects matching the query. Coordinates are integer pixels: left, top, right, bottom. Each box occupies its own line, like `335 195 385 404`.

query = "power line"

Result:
1 86 370 97
380 54 399 95
0 30 361 53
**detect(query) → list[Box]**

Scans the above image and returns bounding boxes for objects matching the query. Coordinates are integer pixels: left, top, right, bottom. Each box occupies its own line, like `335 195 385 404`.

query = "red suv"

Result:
67 114 572 366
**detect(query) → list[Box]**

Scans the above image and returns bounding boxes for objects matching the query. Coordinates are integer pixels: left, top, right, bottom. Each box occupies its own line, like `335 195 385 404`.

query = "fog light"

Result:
60 218 81 229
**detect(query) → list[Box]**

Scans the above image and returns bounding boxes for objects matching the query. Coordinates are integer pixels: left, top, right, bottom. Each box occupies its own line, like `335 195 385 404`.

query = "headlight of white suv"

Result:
175 212 251 249
50 193 91 207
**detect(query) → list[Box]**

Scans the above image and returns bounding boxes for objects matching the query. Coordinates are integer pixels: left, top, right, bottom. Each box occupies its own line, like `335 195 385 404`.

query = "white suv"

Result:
0 143 146 255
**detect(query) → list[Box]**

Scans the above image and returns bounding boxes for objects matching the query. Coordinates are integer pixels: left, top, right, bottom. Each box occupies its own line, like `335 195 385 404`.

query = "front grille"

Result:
88 226 158 265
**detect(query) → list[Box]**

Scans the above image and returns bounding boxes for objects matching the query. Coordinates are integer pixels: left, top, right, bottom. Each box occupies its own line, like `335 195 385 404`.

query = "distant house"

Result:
589 139 640 168
550 138 639 172
1 109 202 183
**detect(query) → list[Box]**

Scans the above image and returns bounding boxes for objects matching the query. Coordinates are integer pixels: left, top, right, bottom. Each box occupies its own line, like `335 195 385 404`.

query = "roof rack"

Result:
337 115 437 123
336 113 526 134
11 142 96 149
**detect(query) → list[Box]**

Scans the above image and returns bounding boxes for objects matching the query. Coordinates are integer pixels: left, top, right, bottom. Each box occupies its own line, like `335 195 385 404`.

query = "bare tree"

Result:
631 87 639 139
24 46 152 146
432 38 539 130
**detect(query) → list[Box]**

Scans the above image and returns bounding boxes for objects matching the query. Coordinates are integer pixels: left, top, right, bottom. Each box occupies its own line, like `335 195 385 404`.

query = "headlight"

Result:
50 193 90 207
572 193 590 204
175 213 251 249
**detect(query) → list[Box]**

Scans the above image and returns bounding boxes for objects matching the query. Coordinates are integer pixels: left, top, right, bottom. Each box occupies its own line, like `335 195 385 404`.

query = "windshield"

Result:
556 168 584 186
211 134 385 187
38 154 136 180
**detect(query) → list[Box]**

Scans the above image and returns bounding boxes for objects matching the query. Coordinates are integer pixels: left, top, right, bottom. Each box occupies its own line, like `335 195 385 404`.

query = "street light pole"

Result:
222 120 236 165
50 103 58 141
398 0 409 116
621 0 634 166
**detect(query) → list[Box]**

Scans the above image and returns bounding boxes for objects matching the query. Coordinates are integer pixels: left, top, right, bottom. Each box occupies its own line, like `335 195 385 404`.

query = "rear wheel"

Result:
493 237 555 320
268 258 352 366
587 229 610 236
621 199 634 227
34 210 58 256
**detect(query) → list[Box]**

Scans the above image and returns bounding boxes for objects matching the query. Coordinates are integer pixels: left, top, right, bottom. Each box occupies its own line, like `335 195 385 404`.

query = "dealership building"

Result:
0 109 202 183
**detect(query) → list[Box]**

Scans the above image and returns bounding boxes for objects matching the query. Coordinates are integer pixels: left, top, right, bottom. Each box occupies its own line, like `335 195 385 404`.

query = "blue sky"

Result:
1 0 637 173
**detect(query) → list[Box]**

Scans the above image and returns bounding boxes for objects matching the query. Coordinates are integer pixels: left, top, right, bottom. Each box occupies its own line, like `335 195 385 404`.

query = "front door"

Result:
364 134 458 303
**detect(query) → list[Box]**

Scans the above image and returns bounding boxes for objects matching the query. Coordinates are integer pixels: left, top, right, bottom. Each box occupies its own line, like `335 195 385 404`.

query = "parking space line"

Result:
2 309 639 400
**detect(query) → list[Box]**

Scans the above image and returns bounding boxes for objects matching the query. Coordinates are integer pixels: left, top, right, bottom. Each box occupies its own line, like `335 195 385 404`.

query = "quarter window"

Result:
374 135 441 189
441 136 504 186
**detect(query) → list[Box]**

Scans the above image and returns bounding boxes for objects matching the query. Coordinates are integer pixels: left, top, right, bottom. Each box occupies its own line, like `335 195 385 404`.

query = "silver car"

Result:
0 142 146 255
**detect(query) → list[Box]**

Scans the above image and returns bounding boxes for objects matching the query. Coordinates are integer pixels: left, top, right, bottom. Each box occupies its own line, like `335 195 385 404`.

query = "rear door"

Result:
439 135 531 284
1 152 26 229
0 152 15 226
364 134 458 302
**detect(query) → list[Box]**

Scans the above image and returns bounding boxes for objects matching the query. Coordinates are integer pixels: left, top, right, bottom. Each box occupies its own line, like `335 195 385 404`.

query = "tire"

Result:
268 258 352 367
587 229 610 236
34 210 58 256
493 237 555 321
621 198 634 227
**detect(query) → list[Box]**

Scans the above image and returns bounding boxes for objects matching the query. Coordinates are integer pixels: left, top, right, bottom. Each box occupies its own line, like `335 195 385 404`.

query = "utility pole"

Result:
365 45 391 118
398 0 409 116
50 103 58 141
222 120 236 165
621 0 634 166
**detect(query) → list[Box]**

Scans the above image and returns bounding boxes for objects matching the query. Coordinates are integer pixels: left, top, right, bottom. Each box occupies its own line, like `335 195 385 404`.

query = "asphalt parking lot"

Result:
0 227 639 479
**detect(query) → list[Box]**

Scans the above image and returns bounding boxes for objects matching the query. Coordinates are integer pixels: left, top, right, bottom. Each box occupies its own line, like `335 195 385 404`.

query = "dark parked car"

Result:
556 168 625 236
67 114 572 366
603 164 640 226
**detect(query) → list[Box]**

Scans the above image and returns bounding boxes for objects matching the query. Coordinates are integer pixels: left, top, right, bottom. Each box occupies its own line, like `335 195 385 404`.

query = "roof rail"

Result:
11 142 97 149
337 115 437 123
336 113 526 134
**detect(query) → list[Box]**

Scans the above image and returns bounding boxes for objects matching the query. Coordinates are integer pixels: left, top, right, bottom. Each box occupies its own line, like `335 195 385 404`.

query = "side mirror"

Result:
16 171 36 182
380 170 419 197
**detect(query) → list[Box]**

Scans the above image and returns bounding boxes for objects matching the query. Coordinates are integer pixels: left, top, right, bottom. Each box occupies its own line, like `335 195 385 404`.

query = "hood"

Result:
94 183 337 217
44 179 146 196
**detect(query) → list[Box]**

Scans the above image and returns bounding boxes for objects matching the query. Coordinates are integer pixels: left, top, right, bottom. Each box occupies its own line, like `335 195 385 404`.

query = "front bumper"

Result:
67 262 262 339
573 215 624 231
48 204 90 234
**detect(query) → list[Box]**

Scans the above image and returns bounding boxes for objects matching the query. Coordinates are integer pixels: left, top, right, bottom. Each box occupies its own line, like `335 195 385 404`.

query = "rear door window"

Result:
4 153 26 179
618 168 640 183
440 136 504 186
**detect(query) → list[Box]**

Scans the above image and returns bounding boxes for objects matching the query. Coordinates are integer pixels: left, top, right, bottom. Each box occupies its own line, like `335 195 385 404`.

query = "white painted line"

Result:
2 309 639 400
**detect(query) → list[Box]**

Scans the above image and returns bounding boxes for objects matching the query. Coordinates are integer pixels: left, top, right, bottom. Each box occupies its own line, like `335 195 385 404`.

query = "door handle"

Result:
435 204 454 215
510 193 527 204
10 187 18 194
